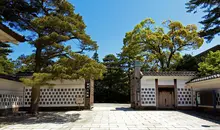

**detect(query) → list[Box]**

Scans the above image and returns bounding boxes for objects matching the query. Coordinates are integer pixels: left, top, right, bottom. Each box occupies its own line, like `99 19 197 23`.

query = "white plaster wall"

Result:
177 79 193 107
140 76 194 107
141 79 155 88
0 79 24 109
158 79 174 85
24 79 85 107
141 79 156 106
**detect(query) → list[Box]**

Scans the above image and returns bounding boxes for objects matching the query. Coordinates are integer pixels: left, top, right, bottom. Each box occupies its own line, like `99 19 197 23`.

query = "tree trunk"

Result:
30 47 42 114
30 86 40 114
167 52 174 70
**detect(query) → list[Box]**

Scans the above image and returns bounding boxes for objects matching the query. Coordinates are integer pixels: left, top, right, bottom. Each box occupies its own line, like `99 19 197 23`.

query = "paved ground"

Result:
1 104 220 130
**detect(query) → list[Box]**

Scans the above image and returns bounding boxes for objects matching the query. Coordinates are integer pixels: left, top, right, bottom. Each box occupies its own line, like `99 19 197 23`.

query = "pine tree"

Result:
92 51 100 63
0 0 103 114
186 0 220 42
0 42 12 56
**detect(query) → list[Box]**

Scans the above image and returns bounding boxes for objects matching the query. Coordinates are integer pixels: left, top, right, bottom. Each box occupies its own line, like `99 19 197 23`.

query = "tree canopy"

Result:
176 54 198 71
0 0 105 114
94 54 129 103
186 0 220 42
122 18 204 71
198 50 220 76
0 56 14 75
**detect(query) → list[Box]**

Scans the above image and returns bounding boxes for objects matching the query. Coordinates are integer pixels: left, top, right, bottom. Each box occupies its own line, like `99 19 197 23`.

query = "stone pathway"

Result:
0 104 220 130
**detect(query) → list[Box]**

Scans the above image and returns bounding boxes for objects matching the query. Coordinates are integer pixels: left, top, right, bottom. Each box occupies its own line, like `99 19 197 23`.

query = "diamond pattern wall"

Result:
24 87 85 107
0 94 23 109
141 88 156 106
177 88 192 106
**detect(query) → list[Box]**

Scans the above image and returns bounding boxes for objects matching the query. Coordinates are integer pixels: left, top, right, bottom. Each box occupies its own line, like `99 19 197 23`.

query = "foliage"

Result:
122 18 204 71
20 73 54 87
13 54 35 73
0 0 101 113
0 56 14 75
92 51 99 63
186 0 220 42
21 53 106 88
0 42 12 56
50 53 106 80
94 54 130 103
198 50 220 76
0 41 14 75
176 54 198 71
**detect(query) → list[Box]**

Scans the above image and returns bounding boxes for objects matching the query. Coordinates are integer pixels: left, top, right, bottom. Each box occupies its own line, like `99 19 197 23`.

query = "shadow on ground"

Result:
0 111 80 127
113 107 134 111
179 110 220 125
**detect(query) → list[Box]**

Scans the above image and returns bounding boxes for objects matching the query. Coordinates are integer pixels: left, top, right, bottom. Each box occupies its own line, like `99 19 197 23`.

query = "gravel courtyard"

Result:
1 104 220 130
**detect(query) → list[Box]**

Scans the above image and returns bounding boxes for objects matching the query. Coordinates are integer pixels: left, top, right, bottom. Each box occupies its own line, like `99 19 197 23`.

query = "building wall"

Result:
24 79 85 107
140 76 194 108
192 88 220 109
0 79 87 113
141 79 156 106
188 78 220 110
0 79 24 110
177 79 192 107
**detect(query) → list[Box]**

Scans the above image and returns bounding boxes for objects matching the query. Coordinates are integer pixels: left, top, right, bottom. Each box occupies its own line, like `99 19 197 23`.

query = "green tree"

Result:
0 56 14 75
186 0 220 42
198 50 220 76
13 54 35 73
122 18 204 71
92 51 100 63
21 53 106 87
176 54 198 71
0 0 100 114
0 42 12 56
94 54 129 103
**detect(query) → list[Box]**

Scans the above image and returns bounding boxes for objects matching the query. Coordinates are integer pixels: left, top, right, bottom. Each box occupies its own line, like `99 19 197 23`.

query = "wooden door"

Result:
159 90 174 108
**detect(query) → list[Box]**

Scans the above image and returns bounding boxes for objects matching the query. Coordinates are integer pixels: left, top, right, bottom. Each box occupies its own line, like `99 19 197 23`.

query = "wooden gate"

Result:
158 88 175 109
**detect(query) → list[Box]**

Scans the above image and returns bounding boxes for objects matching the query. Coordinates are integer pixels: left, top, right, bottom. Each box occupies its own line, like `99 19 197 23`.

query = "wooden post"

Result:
84 80 90 109
212 90 217 113
174 79 177 109
133 61 142 109
155 79 158 109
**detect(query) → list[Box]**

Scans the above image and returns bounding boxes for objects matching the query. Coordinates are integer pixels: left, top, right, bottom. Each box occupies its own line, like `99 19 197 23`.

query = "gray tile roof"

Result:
0 74 20 81
143 71 196 76
187 74 220 84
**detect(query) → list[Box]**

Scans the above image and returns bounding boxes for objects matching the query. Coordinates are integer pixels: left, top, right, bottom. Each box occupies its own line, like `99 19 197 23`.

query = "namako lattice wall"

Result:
24 80 86 107
177 80 192 107
0 79 87 111
141 79 156 106
24 87 85 107
140 78 193 107
0 79 24 110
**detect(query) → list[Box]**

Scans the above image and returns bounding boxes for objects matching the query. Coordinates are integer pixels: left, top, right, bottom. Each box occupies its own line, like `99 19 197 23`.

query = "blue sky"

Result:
9 0 220 60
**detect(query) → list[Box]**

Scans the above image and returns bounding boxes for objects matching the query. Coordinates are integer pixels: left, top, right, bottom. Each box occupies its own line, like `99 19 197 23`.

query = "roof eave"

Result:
0 23 25 43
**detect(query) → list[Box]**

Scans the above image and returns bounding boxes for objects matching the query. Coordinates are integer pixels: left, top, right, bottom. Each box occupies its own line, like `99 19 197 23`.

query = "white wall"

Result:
177 79 193 107
0 78 86 110
140 76 194 107
24 79 86 107
0 79 24 109
141 78 156 106
158 79 174 85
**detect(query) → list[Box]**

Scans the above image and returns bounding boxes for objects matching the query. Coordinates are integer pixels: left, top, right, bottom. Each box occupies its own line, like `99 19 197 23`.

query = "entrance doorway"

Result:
158 87 175 109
